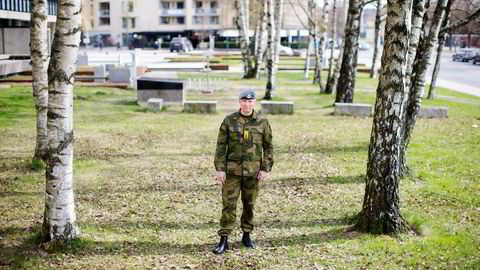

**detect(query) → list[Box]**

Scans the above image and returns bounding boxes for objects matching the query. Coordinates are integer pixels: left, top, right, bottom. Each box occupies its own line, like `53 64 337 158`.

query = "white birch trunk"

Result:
43 0 82 242
31 0 49 161
326 0 337 92
265 0 275 99
273 0 284 78
304 35 312 79
370 0 382 79
236 0 254 78
318 0 329 93
254 0 268 79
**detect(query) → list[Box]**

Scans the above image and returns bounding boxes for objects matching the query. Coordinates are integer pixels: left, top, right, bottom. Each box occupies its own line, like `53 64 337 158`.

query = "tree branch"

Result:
288 0 310 30
439 7 480 35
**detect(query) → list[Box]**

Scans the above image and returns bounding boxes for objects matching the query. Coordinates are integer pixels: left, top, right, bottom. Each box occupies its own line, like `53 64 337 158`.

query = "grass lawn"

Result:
0 71 479 269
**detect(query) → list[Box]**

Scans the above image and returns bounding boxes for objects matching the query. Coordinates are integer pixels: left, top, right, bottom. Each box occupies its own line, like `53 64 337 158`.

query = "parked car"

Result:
279 45 294 56
169 37 193 52
358 41 371 51
452 49 476 62
473 53 480 65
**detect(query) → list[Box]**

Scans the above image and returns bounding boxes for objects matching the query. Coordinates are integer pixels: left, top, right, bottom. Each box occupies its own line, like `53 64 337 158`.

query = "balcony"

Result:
0 0 57 15
194 8 218 15
160 9 185 16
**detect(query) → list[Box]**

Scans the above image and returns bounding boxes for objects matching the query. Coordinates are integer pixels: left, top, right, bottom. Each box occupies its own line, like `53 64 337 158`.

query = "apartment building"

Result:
84 0 236 48
0 0 57 54
83 0 308 48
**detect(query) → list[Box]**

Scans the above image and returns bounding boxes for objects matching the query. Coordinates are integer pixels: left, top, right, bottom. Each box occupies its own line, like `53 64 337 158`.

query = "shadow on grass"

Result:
266 174 365 188
277 143 368 155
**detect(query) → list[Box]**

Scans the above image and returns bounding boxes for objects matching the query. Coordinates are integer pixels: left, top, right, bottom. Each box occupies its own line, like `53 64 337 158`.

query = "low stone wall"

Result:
261 101 294 115
418 106 448 118
334 103 373 117
0 60 30 77
184 101 217 114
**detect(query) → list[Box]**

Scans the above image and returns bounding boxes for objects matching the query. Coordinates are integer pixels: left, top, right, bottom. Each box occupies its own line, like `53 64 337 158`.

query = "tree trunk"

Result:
354 0 412 235
325 0 337 94
370 0 382 79
428 0 453 99
31 0 49 162
318 0 329 93
304 34 313 79
398 0 429 177
43 0 82 242
273 0 284 82
335 0 363 103
254 0 268 79
401 0 447 177
265 0 275 100
236 0 255 79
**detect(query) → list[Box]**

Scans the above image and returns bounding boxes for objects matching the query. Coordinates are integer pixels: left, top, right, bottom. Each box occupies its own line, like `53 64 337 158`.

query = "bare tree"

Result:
428 0 454 99
254 0 268 79
317 0 329 93
273 0 285 83
43 0 82 242
236 0 255 78
369 0 385 78
30 0 49 163
335 0 368 103
325 0 337 94
354 0 412 235
265 0 276 99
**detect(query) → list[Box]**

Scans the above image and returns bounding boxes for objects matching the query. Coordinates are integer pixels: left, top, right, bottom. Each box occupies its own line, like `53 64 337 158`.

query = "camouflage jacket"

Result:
214 110 274 176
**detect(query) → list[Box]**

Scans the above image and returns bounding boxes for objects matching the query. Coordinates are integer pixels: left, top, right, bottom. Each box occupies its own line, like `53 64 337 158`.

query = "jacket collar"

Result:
234 109 257 120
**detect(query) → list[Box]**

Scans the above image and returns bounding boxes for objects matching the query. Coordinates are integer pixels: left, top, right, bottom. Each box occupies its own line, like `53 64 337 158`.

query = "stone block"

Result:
109 67 133 83
210 65 229 71
147 98 163 111
418 106 448 118
334 103 373 117
261 101 294 115
137 77 185 105
184 101 217 114
94 65 106 83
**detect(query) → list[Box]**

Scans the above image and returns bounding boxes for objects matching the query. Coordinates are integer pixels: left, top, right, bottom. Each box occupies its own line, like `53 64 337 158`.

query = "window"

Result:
130 18 136 28
177 1 184 9
177 17 185 24
160 17 170 24
160 1 170 9
195 1 202 8
210 1 217 9
210 16 219 24
99 17 110 25
122 18 128 28
99 2 109 10
193 16 203 24
128 1 134 12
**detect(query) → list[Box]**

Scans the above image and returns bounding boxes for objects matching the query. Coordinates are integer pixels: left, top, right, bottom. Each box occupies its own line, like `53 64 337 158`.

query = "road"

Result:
358 49 480 97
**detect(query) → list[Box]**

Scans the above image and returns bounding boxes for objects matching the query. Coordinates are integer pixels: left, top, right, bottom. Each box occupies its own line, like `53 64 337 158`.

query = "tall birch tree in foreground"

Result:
31 0 49 163
43 0 82 242
354 0 412 234
236 0 255 78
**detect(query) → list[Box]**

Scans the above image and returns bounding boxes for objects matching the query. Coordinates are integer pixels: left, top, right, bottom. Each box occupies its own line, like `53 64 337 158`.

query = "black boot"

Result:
212 236 228 255
242 232 256 249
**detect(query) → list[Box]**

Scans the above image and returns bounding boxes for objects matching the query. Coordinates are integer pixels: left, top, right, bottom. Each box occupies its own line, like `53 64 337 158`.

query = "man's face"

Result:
239 98 256 115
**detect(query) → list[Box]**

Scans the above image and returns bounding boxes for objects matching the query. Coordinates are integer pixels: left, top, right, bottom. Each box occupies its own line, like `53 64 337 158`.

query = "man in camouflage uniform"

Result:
212 89 274 255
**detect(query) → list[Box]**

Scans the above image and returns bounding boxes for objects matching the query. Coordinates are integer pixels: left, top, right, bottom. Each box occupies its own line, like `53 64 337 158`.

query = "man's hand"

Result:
257 170 269 182
215 171 226 185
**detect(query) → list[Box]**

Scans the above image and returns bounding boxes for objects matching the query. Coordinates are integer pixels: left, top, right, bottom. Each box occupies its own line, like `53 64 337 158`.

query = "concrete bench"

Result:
147 98 164 112
261 101 294 115
184 101 217 114
418 106 448 119
334 103 373 117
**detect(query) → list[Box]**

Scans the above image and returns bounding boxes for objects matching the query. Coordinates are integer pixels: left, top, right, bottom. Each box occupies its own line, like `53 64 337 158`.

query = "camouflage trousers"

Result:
218 175 259 236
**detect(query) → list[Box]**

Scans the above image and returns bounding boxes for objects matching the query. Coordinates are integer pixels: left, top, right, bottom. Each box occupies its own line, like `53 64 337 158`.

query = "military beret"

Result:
239 89 256 100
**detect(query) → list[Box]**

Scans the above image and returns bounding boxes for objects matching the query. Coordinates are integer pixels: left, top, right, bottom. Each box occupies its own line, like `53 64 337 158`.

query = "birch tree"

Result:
254 0 268 79
400 0 447 177
369 0 384 79
317 0 329 93
236 0 255 78
325 0 337 94
43 0 82 242
354 0 412 234
428 0 454 99
31 0 49 163
273 0 285 81
335 0 365 103
265 0 276 99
